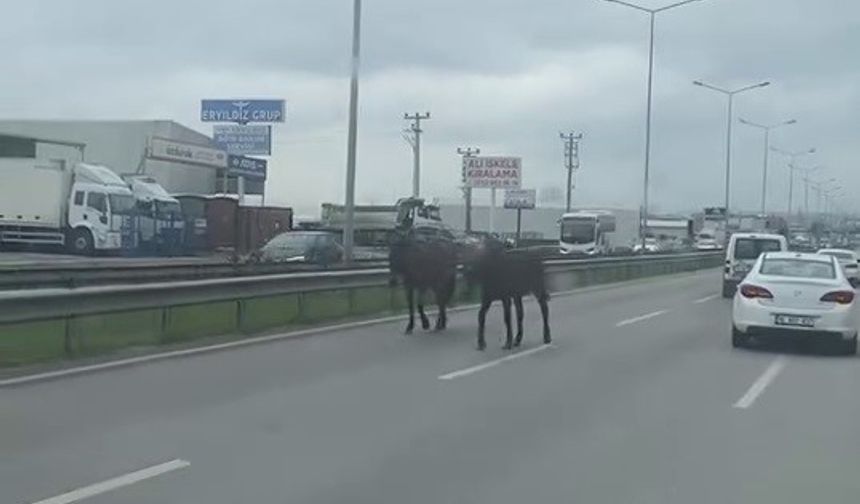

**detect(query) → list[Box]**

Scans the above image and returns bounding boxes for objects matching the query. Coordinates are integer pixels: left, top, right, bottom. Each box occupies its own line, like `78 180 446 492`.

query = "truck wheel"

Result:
69 228 94 256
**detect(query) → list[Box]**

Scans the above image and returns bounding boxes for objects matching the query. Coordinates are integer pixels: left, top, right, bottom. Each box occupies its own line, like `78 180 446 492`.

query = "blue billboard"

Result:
201 99 285 124
227 155 267 180
213 125 271 155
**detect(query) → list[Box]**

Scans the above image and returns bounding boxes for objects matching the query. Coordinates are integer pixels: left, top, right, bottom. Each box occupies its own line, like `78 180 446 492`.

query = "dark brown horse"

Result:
389 228 458 333
466 237 551 350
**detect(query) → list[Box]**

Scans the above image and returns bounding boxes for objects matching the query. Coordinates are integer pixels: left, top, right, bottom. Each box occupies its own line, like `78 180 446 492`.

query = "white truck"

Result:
126 176 184 254
0 137 136 255
559 209 640 255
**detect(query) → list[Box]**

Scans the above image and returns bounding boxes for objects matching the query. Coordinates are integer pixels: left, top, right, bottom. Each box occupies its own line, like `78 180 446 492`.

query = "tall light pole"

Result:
342 0 362 263
404 112 431 198
801 165 822 217
738 117 796 215
602 0 706 247
692 80 770 224
770 146 816 217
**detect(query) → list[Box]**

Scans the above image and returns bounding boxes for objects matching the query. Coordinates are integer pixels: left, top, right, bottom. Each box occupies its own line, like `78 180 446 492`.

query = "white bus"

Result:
559 209 639 255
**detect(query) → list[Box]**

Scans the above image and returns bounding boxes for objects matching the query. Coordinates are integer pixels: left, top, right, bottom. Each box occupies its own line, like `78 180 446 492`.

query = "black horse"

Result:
467 237 551 351
389 228 458 334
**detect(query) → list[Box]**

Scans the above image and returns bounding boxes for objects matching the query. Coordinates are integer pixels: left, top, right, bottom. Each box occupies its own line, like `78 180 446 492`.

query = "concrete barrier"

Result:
0 253 721 367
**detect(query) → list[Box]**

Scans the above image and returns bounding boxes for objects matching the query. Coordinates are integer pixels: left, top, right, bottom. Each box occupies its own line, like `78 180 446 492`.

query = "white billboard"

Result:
148 137 227 169
504 189 537 209
463 156 522 189
213 125 272 155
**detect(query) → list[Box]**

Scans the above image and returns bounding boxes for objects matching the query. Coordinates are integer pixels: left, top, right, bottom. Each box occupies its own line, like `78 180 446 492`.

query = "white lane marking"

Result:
693 294 719 304
615 310 667 327
733 357 787 409
439 344 554 380
29 459 190 504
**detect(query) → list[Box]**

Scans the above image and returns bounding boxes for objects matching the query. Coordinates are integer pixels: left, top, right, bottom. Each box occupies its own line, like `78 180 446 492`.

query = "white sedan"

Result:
817 248 860 285
732 251 859 354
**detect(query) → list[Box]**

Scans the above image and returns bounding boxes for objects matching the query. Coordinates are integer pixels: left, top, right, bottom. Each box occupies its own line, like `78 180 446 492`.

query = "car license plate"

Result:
774 314 815 328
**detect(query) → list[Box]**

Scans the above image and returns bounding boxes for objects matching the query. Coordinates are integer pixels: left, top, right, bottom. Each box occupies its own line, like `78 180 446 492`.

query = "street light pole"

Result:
770 146 816 217
738 118 796 215
692 80 770 225
602 0 705 248
342 0 362 263
801 166 822 217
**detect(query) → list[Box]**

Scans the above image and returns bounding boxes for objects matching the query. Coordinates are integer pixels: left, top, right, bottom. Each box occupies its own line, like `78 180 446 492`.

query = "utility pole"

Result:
560 131 583 212
404 112 431 198
342 0 362 263
457 147 480 233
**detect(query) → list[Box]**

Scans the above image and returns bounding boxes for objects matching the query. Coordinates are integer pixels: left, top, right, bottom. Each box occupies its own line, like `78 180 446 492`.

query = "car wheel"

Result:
722 281 734 299
844 336 857 356
732 326 749 348
68 228 95 256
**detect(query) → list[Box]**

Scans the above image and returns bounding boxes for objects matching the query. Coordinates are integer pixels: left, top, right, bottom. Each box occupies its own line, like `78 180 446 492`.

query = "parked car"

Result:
817 248 860 286
259 231 343 266
731 251 858 354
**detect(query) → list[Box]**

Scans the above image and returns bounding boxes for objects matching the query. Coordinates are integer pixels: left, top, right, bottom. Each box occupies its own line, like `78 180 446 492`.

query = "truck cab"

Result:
67 163 136 254
126 176 184 255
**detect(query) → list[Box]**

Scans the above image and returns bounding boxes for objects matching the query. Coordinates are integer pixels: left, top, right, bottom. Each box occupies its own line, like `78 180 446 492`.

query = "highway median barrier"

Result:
0 252 722 368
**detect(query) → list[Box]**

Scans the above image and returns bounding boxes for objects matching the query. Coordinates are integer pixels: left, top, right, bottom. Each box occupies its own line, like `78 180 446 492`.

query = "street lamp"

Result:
738 117 796 215
602 0 706 247
801 165 823 217
770 146 816 217
692 80 770 222
342 0 362 263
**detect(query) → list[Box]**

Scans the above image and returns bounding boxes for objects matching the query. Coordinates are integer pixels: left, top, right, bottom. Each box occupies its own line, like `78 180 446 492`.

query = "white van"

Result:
722 232 788 297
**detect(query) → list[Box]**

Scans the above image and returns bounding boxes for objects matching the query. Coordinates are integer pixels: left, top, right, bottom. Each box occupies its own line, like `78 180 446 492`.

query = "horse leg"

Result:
417 289 431 330
404 286 415 334
513 295 525 347
477 298 491 351
538 292 551 344
501 297 513 350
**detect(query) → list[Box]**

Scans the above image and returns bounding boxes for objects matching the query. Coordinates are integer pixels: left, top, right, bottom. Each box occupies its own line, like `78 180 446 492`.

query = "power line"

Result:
559 131 583 212
457 146 481 233
404 112 431 197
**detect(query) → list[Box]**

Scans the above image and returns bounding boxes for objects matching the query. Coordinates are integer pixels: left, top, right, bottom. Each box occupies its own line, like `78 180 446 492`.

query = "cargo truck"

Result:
0 135 136 254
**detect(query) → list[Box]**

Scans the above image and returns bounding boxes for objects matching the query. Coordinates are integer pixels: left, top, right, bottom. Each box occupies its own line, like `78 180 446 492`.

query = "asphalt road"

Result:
4 269 860 504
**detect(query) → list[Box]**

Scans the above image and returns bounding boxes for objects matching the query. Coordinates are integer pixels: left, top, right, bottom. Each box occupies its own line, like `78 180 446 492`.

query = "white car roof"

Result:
763 251 834 263
732 232 784 240
817 248 856 256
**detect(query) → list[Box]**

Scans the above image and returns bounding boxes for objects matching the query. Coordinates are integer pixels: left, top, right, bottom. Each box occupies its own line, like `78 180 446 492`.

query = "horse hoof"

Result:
502 343 513 351
513 340 522 348
543 336 552 345
404 328 414 335
477 342 486 351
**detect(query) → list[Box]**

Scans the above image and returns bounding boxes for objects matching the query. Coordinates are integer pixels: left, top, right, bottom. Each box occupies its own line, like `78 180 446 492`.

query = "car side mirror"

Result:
99 214 108 225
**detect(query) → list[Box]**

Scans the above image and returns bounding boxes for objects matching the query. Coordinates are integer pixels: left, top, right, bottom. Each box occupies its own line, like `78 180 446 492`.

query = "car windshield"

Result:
821 251 854 261
561 219 596 244
760 258 836 279
108 194 137 215
264 233 319 250
734 238 782 260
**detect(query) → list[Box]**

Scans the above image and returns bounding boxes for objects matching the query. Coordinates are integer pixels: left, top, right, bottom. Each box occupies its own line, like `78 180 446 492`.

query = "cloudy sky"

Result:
1 0 857 216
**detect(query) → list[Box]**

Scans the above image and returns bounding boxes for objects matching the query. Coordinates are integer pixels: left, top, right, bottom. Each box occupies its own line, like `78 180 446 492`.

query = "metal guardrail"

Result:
0 250 710 290
0 252 722 326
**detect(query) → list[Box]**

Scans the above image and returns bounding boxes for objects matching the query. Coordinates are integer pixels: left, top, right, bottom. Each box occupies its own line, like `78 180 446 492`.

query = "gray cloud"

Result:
0 0 857 216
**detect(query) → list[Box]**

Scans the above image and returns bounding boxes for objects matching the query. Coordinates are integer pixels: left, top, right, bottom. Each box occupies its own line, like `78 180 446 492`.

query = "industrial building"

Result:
0 120 262 197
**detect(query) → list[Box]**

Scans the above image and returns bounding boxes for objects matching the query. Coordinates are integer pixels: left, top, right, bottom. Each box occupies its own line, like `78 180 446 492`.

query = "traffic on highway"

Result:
2 0 860 503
